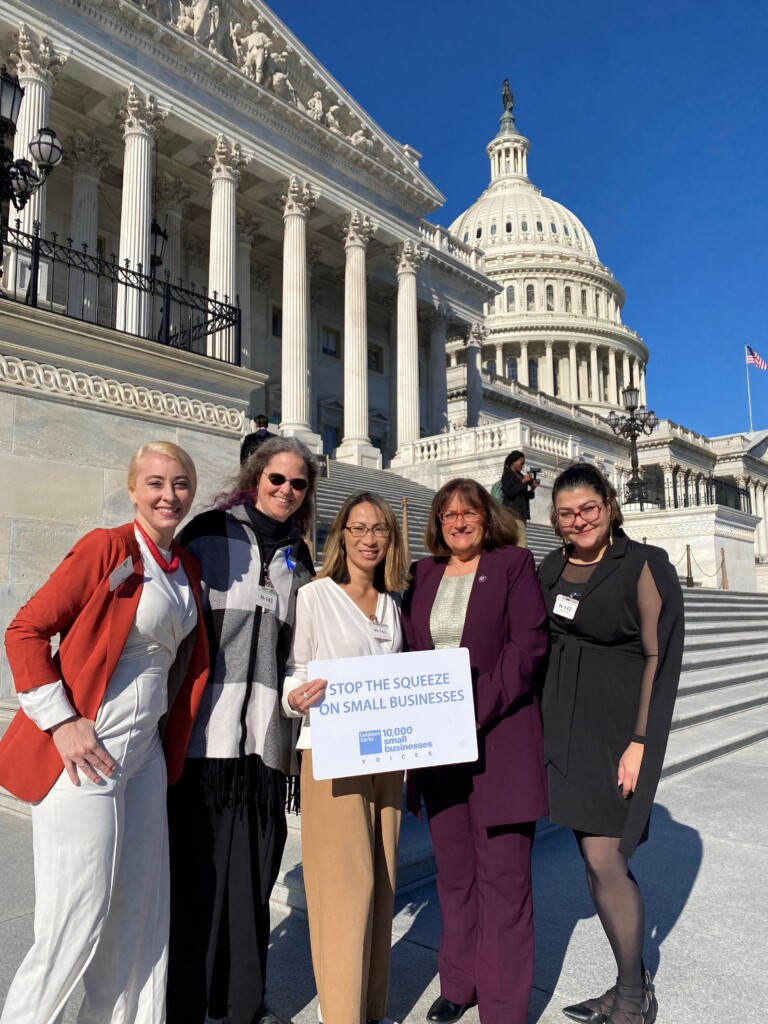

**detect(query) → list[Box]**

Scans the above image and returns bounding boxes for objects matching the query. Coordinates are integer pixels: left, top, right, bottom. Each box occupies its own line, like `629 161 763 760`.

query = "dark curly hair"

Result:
549 463 624 537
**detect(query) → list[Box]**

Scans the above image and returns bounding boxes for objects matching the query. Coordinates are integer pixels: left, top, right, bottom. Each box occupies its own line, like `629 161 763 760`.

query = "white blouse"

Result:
282 576 403 750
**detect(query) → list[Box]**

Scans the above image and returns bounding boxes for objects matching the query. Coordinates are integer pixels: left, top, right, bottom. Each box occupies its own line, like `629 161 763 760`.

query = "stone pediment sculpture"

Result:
112 0 442 206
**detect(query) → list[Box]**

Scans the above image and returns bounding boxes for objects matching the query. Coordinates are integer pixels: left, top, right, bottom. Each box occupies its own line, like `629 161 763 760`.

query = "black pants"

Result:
167 755 288 1024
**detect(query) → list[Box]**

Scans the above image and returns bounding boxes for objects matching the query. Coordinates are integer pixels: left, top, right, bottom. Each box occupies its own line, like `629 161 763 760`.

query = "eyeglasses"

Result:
345 524 391 538
265 472 309 491
555 502 605 527
438 508 483 525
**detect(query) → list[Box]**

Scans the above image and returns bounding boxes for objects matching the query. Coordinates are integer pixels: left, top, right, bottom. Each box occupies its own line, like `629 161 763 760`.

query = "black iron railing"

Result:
633 476 752 514
1 220 241 364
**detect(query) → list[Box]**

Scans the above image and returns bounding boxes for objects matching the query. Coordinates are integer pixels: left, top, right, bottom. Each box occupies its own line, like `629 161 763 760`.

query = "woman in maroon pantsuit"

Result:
402 479 549 1024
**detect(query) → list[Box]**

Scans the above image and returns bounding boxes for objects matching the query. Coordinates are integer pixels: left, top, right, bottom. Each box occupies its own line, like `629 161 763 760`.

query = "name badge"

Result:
371 622 391 642
553 594 579 620
255 586 278 613
109 556 135 591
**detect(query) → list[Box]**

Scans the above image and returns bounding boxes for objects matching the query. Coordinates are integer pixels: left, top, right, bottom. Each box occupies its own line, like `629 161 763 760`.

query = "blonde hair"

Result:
318 492 411 593
127 442 197 494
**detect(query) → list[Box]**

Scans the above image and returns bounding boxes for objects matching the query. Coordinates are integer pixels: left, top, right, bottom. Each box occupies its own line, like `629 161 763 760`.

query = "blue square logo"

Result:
358 730 382 755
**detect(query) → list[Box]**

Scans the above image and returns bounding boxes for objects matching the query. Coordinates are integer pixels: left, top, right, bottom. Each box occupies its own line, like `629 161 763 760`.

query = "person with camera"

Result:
501 450 539 522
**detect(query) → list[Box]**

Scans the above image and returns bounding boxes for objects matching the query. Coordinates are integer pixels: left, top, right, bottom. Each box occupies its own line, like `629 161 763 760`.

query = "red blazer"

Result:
0 523 209 802
401 545 549 827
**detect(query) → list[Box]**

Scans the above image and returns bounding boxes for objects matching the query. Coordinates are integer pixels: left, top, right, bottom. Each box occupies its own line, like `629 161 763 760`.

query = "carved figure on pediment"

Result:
326 104 344 135
232 19 271 83
307 91 325 123
350 127 374 154
266 51 300 108
175 0 217 48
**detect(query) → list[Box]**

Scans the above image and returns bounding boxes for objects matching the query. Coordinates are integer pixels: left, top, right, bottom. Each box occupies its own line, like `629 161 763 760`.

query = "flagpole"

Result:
746 345 754 432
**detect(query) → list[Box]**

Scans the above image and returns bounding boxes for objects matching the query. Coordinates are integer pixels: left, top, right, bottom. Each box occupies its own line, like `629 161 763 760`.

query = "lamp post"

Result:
0 64 63 280
607 380 659 505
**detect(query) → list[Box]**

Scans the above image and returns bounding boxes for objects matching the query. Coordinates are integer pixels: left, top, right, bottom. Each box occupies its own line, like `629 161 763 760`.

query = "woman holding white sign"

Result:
402 478 549 1024
283 491 410 1024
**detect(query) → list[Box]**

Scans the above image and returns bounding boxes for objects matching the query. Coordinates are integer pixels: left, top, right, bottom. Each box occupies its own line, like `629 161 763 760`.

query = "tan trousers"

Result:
301 750 403 1024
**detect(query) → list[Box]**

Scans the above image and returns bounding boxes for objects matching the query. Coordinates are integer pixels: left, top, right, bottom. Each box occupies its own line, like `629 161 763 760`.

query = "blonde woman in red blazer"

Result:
0 441 209 1024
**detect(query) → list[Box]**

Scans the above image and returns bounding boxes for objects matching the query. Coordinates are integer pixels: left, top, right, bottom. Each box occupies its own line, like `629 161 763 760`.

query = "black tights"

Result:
575 832 645 988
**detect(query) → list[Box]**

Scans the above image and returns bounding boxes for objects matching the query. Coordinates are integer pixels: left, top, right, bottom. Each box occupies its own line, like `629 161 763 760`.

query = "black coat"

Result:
538 533 685 856
501 468 534 520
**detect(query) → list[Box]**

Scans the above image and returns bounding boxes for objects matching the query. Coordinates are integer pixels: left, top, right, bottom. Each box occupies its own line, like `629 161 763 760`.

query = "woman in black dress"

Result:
538 465 684 1024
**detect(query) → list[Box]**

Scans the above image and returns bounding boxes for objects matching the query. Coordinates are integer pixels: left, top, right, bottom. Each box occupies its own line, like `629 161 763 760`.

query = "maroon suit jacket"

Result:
401 545 549 828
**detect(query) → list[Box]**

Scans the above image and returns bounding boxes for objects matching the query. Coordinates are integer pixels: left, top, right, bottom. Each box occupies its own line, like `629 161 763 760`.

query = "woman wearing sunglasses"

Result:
401 478 549 1024
282 491 410 1024
538 464 684 1024
166 437 317 1024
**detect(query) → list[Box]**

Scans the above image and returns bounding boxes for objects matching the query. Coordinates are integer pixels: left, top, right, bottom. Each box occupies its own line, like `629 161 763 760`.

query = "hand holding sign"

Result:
308 647 477 780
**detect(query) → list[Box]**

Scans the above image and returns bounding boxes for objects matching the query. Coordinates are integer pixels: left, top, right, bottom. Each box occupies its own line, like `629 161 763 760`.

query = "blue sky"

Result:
269 0 768 438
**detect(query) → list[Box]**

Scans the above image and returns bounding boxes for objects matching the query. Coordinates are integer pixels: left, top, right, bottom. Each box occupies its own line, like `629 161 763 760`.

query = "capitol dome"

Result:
449 109 599 262
446 89 649 418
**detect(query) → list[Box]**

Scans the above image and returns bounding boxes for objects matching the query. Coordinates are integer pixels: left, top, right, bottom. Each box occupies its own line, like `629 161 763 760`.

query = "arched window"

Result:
463 231 469 243
490 221 497 236
565 286 572 312
506 284 515 311
528 358 539 390
553 360 559 395
485 360 496 376
521 218 529 232
507 357 518 381
536 219 544 232
546 285 554 311
526 284 535 311
575 228 581 240
581 289 588 314
550 222 558 233
475 225 483 239
505 220 513 233
595 291 601 317
563 224 570 237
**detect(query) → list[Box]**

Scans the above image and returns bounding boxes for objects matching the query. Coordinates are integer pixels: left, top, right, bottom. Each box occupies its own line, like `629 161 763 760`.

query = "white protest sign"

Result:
308 647 477 780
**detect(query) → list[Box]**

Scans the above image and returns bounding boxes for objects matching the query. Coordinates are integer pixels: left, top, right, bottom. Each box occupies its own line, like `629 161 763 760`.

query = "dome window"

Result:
575 228 581 240
506 221 512 233
476 226 483 239
528 358 539 390
595 292 601 317
563 224 570 237
507 357 518 382
546 285 554 311
536 220 544 232
485 360 496 376
565 286 572 312
521 218 529 232
463 231 469 243
550 222 557 233
581 289 587 314
506 285 515 311
526 284 535 311
490 222 497 236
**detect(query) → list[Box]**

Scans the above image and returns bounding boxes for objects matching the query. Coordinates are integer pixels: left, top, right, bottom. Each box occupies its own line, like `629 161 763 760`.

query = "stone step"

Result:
662 704 768 778
672 677 768 731
682 629 768 650
680 642 768 672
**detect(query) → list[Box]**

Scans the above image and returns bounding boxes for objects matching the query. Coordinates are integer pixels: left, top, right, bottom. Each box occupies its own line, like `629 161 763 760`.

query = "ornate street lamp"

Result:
1 65 63 278
150 216 168 273
607 381 659 504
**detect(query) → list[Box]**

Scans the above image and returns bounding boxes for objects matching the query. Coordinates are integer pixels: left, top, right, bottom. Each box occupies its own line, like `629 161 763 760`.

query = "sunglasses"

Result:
265 472 309 492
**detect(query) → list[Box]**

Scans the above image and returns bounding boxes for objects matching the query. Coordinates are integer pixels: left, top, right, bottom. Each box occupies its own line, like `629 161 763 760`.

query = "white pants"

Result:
1 653 170 1024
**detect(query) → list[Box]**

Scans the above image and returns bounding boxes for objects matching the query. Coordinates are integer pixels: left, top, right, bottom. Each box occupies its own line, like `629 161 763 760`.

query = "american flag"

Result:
746 345 768 370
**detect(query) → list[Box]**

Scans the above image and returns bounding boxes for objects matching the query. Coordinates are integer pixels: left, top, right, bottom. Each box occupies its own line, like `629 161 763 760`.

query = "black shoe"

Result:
562 985 614 1023
255 1008 292 1024
426 996 475 1024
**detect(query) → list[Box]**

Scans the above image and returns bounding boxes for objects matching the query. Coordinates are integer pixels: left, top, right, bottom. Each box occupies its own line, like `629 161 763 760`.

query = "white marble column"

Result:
589 343 600 401
206 135 247 361
631 356 641 392
336 210 381 467
67 133 108 321
279 175 322 450
466 324 486 429
8 24 66 240
568 341 579 401
428 307 450 434
622 351 631 394
758 486 768 555
393 240 426 448
544 340 555 395
608 347 619 406
640 363 648 406
495 342 504 376
116 85 166 337
519 341 530 387
235 213 260 367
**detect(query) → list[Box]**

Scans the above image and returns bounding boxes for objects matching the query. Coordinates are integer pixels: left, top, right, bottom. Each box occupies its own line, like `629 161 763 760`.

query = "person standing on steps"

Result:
538 463 684 1024
501 449 538 522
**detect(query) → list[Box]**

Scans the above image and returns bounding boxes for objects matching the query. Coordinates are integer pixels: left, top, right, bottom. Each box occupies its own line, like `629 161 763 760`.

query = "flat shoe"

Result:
426 996 475 1024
